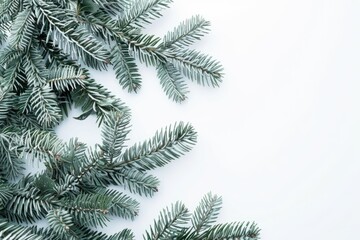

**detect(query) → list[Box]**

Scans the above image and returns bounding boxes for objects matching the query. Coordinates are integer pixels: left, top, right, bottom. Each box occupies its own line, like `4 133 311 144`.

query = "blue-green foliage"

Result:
0 0 259 239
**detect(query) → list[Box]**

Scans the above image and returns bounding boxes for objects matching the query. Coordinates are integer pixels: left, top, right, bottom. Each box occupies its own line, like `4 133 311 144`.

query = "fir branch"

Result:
191 192 222 233
108 229 135 240
0 0 21 22
47 138 87 179
92 0 130 15
119 0 172 30
0 185 12 210
23 46 48 87
0 218 43 240
48 65 86 92
0 21 11 44
156 62 188 102
0 1 259 239
0 127 23 179
33 0 110 69
28 85 62 127
98 188 139 220
46 209 77 240
54 148 103 196
198 222 261 240
54 175 80 197
2 60 26 92
105 168 160 197
0 151 23 180
143 201 189 240
162 15 211 49
79 13 115 43
6 112 43 130
20 128 64 161
72 77 130 122
101 111 131 162
33 174 56 195
124 33 164 66
55 89 74 119
144 196 261 240
72 226 109 240
166 49 223 87
61 193 112 227
0 90 15 123
51 0 71 8
5 187 53 223
8 8 36 50
38 37 78 69
111 41 142 93
118 122 197 171
0 47 27 93
0 47 23 67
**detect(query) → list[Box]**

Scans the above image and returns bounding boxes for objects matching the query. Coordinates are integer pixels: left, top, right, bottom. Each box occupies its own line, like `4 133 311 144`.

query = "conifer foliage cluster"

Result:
0 0 260 239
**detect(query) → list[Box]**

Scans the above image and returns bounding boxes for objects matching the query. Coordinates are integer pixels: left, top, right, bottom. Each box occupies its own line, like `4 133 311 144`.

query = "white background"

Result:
53 0 360 239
